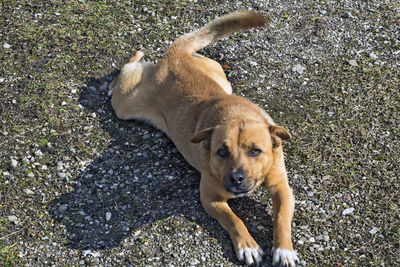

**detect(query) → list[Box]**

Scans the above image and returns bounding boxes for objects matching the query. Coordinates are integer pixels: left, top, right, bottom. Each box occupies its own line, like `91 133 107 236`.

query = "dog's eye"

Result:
217 148 229 158
248 148 262 157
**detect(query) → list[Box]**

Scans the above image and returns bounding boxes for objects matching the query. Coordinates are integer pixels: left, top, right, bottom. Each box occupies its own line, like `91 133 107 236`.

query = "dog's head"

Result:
191 119 290 197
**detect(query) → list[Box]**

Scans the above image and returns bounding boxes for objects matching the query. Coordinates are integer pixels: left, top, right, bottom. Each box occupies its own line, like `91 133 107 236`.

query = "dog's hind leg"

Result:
110 51 166 131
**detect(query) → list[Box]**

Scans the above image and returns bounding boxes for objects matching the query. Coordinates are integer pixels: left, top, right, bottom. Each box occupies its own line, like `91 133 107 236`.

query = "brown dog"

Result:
110 11 299 266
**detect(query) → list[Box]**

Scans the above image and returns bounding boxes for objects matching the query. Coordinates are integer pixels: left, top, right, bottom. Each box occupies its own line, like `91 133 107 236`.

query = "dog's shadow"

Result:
49 73 274 265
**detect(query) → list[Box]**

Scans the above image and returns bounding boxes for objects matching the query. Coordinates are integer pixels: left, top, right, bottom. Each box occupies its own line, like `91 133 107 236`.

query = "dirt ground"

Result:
1 1 399 266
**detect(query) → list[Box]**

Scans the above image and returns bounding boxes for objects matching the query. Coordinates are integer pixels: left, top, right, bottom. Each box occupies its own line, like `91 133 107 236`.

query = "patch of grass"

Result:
0 243 17 267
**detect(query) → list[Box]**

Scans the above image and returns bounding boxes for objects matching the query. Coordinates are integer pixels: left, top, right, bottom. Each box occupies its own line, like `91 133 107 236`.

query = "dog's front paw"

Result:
272 247 299 266
237 246 264 265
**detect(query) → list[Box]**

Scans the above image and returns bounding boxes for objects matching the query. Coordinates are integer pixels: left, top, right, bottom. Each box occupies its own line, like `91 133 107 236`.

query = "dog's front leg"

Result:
266 181 299 266
200 177 264 265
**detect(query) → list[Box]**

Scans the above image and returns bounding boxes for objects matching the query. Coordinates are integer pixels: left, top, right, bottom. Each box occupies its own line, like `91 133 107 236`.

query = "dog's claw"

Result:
238 247 264 265
272 247 299 266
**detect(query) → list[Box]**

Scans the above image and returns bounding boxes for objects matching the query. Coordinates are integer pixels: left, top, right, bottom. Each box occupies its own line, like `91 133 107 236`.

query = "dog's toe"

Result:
272 248 299 267
238 247 264 265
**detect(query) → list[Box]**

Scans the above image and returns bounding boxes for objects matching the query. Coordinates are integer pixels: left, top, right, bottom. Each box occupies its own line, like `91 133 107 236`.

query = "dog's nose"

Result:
229 171 245 186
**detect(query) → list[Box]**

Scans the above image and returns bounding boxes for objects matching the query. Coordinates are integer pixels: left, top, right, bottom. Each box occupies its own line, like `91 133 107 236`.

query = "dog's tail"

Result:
168 11 266 54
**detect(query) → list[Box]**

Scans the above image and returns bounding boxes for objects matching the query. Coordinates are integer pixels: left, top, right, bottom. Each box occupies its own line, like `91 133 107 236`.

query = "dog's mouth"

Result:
226 182 256 197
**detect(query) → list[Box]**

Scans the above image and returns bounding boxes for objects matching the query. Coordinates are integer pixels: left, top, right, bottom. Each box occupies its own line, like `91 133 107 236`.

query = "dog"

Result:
110 11 299 266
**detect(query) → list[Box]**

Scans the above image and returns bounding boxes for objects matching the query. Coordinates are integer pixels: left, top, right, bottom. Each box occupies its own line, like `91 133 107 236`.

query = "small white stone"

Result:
342 207 354 215
27 172 35 178
10 158 18 168
71 89 77 94
7 215 18 224
23 188 34 195
82 249 101 258
34 150 43 157
306 191 315 197
369 53 377 59
369 227 380 234
106 212 111 221
348 59 358 66
292 64 306 74
3 43 11 49
61 101 67 106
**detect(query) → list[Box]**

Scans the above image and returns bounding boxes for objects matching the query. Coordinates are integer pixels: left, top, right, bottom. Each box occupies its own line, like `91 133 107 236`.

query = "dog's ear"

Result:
191 127 214 148
269 125 291 148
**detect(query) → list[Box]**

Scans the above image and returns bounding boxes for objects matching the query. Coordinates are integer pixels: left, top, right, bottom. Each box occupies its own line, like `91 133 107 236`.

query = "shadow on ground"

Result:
48 73 274 265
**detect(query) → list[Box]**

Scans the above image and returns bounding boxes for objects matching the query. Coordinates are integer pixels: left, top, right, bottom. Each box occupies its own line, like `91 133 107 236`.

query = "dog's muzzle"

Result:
223 170 255 196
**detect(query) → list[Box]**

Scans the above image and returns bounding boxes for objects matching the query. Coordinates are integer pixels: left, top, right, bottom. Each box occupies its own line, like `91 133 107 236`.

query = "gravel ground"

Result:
1 0 399 266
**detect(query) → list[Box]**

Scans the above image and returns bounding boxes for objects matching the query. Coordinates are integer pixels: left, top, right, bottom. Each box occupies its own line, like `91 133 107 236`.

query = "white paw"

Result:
272 247 299 266
237 247 264 265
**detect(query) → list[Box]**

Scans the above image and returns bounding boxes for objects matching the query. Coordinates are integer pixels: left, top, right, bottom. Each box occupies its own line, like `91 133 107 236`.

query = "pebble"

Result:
10 158 18 168
99 82 109 90
292 64 306 74
3 43 11 49
369 227 380 234
58 172 66 178
58 204 68 212
107 88 114 96
347 59 358 66
7 215 18 224
27 172 35 178
35 150 43 157
342 207 354 215
142 134 151 139
82 249 101 257
106 212 112 221
306 191 315 197
23 188 34 195
369 53 377 59
189 259 200 265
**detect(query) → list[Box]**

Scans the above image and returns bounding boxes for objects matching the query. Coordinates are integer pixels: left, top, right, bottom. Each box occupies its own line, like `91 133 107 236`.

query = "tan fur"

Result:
111 11 298 266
